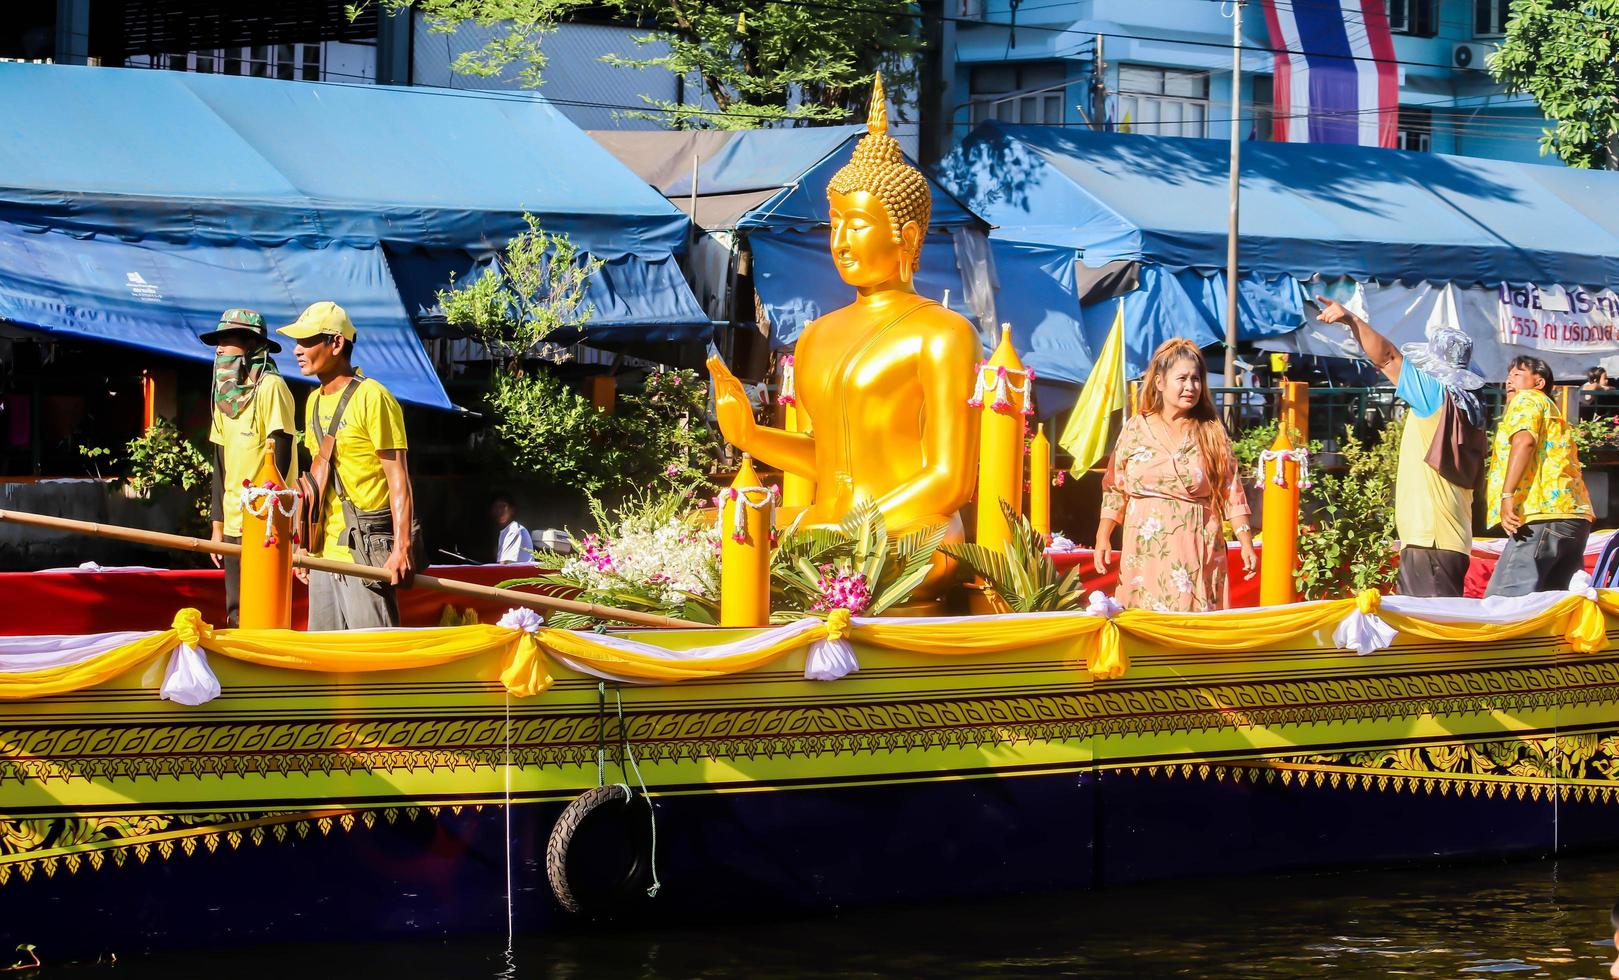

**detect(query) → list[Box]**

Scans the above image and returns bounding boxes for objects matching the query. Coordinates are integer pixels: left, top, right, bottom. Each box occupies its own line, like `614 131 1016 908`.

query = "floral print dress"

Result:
1100 414 1251 612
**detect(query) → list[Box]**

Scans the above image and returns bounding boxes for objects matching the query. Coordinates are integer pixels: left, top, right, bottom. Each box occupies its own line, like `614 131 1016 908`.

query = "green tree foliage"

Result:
438 215 717 495
82 418 215 534
1294 421 1402 600
1490 0 1619 169
359 0 921 128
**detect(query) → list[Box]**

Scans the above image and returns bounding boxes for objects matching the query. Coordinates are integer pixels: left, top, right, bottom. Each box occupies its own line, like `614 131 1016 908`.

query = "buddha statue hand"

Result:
707 354 757 449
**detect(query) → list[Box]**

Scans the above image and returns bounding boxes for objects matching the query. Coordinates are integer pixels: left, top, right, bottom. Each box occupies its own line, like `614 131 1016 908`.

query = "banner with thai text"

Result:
1497 283 1619 353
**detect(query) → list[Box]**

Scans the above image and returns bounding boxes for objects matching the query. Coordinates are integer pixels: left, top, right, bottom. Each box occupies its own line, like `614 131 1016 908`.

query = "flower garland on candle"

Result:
778 355 797 407
1253 448 1313 490
719 484 780 543
967 362 1036 416
239 480 301 548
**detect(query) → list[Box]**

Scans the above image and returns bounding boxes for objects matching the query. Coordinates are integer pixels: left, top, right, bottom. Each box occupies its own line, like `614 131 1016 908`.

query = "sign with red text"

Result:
1497 283 1619 353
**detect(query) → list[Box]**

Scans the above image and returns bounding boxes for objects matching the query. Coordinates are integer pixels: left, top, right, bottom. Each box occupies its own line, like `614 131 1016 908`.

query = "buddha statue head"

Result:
826 74 932 290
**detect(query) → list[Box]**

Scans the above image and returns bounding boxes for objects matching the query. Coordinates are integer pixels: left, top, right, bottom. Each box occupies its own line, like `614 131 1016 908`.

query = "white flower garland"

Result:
1253 448 1313 490
720 485 779 543
238 484 301 547
967 362 1037 416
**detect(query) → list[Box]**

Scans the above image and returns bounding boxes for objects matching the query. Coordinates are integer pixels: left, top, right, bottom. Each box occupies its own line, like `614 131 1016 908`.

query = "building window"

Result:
129 44 323 81
955 0 984 18
1387 0 1439 37
1397 107 1432 152
1251 74 1274 141
1474 0 1510 36
969 62 1068 127
1116 65 1209 138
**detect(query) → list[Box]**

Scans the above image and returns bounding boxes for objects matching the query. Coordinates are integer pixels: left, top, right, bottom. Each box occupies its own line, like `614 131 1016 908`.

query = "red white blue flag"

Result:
1259 0 1399 147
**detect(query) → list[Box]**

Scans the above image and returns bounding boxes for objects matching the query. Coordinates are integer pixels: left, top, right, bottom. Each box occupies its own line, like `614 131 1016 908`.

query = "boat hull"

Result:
1 615 1616 954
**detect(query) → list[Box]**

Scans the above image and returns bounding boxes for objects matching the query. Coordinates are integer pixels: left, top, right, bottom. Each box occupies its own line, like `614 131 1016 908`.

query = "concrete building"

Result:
949 0 1554 164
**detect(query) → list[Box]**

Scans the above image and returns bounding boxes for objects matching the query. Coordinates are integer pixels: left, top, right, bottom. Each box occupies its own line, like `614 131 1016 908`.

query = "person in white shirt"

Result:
491 494 534 564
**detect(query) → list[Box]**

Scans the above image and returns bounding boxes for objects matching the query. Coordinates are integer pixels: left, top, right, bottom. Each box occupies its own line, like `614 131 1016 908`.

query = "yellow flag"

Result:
1059 299 1126 477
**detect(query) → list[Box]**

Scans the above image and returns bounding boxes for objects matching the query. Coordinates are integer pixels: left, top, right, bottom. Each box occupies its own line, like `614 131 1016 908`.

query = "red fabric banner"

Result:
0 564 549 636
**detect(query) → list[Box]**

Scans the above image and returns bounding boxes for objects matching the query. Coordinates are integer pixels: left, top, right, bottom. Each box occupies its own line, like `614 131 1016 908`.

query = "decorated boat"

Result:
2 83 1615 961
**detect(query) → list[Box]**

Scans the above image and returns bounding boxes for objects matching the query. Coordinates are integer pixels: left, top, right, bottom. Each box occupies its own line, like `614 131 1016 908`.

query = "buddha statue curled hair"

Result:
827 74 932 253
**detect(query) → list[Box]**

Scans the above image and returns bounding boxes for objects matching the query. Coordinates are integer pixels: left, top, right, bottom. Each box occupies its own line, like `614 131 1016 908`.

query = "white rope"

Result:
1253 448 1313 490
719 485 778 542
967 362 1037 416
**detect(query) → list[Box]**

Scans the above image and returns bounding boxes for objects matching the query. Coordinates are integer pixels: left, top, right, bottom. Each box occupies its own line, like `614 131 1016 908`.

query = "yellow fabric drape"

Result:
0 589 1614 704
0 631 177 701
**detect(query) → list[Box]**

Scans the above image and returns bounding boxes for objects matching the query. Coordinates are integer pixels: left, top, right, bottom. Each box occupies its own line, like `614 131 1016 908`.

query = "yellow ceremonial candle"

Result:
239 443 294 630
974 324 1027 553
1259 430 1300 606
1029 423 1051 540
720 454 772 627
782 401 814 510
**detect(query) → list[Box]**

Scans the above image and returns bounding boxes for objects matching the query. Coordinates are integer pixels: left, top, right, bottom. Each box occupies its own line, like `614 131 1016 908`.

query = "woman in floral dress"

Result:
1094 339 1258 612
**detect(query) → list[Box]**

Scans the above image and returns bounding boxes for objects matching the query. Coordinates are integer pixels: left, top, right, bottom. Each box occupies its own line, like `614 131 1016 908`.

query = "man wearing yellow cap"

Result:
278 301 416 630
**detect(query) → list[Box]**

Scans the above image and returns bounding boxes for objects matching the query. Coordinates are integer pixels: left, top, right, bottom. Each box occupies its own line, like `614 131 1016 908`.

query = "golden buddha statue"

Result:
707 76 981 581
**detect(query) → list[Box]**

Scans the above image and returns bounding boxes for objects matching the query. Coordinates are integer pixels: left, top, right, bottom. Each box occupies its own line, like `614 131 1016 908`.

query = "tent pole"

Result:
1223 0 1244 423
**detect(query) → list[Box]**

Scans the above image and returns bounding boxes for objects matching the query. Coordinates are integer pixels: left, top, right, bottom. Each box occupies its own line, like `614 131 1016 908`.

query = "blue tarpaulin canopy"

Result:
0 64 710 405
942 122 1619 284
938 123 1619 381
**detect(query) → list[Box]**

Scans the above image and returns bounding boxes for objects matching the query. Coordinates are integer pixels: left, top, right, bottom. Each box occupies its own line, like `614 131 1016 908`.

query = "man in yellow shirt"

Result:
1485 355 1594 596
1315 295 1486 597
203 309 297 627
279 302 416 630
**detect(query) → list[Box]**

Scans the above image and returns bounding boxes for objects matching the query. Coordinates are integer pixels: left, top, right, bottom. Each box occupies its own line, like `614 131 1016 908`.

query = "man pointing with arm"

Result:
1315 295 1487 597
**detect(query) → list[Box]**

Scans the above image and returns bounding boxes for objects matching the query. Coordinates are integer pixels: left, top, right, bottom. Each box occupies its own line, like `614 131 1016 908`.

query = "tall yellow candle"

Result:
1028 423 1051 541
973 324 1028 553
1258 430 1301 606
238 443 294 630
780 355 815 511
720 454 772 627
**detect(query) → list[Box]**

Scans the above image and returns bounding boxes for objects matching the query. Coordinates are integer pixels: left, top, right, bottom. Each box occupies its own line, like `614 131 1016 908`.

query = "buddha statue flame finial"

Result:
827 73 931 248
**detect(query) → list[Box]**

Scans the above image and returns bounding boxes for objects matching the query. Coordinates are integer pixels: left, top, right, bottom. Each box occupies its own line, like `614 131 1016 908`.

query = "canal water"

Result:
47 851 1619 978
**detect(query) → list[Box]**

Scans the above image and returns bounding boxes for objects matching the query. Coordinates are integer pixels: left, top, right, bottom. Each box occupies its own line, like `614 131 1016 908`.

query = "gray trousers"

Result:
307 568 399 631
1484 518 1592 598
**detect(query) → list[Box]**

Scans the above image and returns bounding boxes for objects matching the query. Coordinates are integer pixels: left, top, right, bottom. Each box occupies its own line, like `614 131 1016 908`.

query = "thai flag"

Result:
1260 0 1398 147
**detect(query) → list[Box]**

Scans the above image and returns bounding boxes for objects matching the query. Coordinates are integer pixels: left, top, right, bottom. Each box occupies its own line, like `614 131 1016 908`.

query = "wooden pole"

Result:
0 508 696 629
1258 431 1300 606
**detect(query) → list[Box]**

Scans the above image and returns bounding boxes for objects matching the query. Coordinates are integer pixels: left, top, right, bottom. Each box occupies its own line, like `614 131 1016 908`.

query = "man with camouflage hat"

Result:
202 309 297 628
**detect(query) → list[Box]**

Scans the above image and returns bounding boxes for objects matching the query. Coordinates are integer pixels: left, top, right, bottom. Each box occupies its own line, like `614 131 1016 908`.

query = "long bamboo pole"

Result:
0 508 696 630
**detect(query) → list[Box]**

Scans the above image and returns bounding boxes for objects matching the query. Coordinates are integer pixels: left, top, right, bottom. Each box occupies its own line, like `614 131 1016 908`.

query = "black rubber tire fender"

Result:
545 784 654 916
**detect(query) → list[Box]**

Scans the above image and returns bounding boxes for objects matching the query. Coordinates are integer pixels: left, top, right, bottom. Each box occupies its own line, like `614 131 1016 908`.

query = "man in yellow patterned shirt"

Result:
1485 354 1594 596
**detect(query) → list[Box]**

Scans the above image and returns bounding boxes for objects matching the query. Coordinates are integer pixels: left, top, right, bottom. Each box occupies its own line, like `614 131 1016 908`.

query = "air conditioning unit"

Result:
1453 42 1494 69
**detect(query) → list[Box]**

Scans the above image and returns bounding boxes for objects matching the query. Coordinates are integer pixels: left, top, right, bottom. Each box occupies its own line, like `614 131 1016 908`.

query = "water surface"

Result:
46 852 1619 978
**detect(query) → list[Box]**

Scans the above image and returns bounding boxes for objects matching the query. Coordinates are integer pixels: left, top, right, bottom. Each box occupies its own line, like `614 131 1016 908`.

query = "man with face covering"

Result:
1315 296 1488 597
202 309 297 627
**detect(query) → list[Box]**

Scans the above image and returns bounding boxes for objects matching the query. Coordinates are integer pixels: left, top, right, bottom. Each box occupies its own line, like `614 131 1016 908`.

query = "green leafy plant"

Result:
1490 0 1619 169
1294 420 1402 600
770 502 946 619
942 499 1090 613
82 419 214 532
440 215 718 496
1573 413 1619 464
